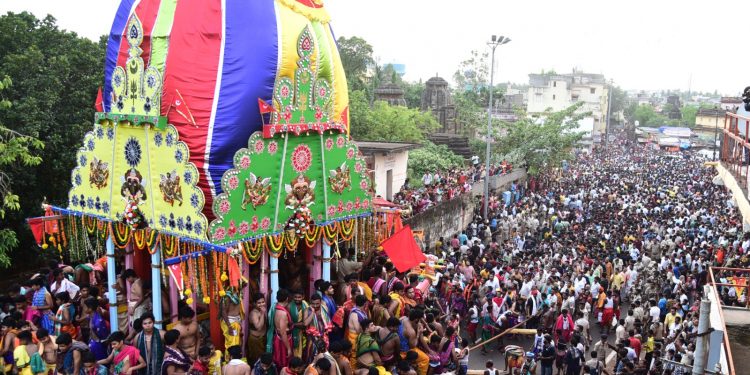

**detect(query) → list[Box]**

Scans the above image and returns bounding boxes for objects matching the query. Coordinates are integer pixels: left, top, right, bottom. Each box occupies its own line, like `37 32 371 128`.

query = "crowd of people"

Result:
0 135 748 375
394 160 513 216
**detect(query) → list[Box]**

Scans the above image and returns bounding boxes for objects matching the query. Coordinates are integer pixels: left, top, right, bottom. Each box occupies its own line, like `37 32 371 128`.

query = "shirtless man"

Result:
399 310 428 375
354 319 382 371
36 328 57 374
378 317 401 369
347 296 368 360
123 269 144 324
221 290 243 356
134 313 165 375
329 342 352 375
247 293 267 366
174 306 200 359
223 346 251 375
271 289 293 368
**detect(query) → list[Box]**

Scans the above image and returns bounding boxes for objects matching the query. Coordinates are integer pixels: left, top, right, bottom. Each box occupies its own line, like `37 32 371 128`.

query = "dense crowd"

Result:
394 161 513 216
0 135 748 375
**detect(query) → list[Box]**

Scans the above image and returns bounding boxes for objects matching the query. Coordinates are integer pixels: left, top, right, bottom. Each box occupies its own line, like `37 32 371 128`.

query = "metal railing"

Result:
706 266 743 375
720 111 750 193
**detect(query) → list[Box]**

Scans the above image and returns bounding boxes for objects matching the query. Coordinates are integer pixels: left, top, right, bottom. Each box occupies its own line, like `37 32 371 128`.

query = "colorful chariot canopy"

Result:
66 0 371 243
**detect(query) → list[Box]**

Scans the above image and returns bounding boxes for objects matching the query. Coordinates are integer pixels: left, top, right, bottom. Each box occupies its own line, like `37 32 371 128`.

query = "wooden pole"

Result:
468 312 542 352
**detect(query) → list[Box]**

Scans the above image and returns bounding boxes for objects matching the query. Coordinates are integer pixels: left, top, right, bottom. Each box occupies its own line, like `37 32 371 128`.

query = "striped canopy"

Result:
102 0 349 219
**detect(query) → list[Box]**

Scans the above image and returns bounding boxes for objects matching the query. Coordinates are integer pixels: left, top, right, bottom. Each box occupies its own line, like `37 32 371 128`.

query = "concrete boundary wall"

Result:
404 169 527 249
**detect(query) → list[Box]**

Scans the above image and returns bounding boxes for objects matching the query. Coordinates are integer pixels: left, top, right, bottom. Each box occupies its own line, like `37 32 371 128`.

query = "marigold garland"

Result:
323 222 339 244
112 222 131 248
340 219 355 241
284 231 299 250
85 217 97 235
241 240 262 264
304 226 322 247
133 230 147 249
266 234 285 257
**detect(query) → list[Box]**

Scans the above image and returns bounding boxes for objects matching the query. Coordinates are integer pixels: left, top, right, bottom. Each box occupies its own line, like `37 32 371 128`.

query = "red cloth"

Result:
380 225 426 273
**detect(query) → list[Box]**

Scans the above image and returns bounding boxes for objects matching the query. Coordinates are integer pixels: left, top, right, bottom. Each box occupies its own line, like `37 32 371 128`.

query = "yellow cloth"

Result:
207 350 223 375
401 348 428 375
220 319 241 351
13 345 32 375
664 313 677 329
347 329 359 362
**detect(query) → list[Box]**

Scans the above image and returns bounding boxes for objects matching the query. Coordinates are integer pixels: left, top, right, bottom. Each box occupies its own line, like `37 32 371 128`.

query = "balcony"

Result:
720 112 750 195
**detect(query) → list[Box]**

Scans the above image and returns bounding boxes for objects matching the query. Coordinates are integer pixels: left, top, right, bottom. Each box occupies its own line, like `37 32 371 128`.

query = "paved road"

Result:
463 311 624 373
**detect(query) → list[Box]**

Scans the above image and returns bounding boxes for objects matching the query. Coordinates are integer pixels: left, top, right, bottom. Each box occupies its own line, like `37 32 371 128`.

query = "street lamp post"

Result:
483 35 511 220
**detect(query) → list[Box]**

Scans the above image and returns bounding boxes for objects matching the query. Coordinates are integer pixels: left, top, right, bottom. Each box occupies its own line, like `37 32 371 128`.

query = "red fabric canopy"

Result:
373 196 398 208
380 225 425 272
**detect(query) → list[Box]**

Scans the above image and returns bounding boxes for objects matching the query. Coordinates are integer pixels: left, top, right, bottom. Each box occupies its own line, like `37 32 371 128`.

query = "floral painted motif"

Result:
96 127 104 139
355 162 363 173
250 216 259 232
239 155 251 169
87 139 95 151
213 227 226 241
165 132 175 147
359 179 369 190
346 148 355 159
227 220 237 237
354 197 361 209
362 199 370 209
154 132 163 146
124 137 142 167
336 136 345 148
325 138 334 150
190 193 200 208
327 206 336 217
183 170 193 184
219 199 231 214
254 140 265 154
337 200 344 213
291 144 312 173
228 175 239 190
239 221 250 235
346 201 353 212
261 217 271 230
106 128 115 140
268 141 278 155
174 149 184 163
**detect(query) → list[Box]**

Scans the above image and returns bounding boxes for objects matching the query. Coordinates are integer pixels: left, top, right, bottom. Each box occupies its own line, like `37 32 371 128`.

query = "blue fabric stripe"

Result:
207 0 278 194
103 0 137 112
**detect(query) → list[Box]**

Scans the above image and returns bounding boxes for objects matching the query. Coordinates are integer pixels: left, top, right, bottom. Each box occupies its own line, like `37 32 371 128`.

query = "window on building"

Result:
553 94 556 100
590 88 596 94
553 81 557 87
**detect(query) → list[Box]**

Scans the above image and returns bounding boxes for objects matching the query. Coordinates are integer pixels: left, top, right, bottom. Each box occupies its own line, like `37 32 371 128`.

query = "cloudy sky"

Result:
1 0 745 95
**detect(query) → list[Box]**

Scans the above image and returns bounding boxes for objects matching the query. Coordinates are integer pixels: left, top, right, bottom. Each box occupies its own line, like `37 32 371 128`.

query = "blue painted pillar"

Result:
322 242 331 282
151 243 163 329
106 236 118 331
269 256 279 305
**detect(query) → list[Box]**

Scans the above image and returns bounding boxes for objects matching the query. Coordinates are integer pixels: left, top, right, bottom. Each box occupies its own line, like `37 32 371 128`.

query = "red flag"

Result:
380 225 426 272
340 106 349 127
167 263 184 294
170 90 197 127
257 98 276 114
94 87 103 112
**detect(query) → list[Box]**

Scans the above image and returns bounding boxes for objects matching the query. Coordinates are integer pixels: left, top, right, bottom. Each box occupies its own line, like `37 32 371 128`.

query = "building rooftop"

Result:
721 97 742 104
354 141 421 155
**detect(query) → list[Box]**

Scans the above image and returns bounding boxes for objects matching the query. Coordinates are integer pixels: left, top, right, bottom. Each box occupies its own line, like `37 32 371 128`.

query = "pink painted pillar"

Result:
169 275 179 323
260 251 269 297
125 244 134 301
241 262 250 356
310 242 322 296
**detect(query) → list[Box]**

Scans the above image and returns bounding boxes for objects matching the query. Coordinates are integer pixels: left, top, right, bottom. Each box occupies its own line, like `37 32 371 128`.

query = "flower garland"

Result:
85 217 97 235
323 222 339 244
112 222 131 249
266 234 285 257
339 219 355 241
303 226 321 247
241 239 262 264
284 231 299 250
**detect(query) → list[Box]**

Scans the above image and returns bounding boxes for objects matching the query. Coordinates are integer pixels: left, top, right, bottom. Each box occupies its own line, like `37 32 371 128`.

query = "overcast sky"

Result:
1 0 745 95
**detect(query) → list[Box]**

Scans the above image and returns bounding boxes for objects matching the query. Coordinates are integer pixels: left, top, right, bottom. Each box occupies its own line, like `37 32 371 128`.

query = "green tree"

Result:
349 90 440 143
681 105 699 128
0 12 104 266
0 76 44 268
496 103 587 175
407 141 464 182
402 80 424 109
336 36 375 93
